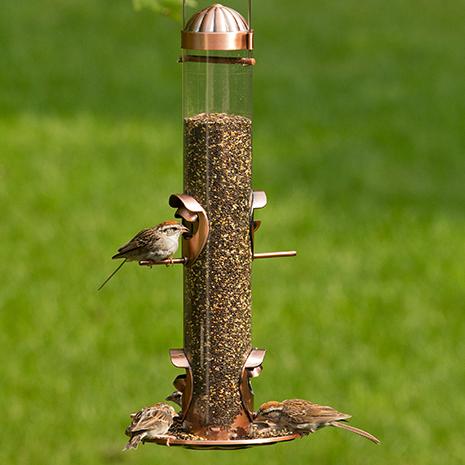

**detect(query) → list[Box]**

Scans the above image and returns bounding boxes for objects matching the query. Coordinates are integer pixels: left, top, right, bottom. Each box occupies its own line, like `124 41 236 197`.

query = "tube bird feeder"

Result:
142 0 297 449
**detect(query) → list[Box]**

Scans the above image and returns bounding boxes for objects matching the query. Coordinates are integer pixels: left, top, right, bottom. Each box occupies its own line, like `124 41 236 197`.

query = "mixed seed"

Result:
167 416 294 441
183 112 253 431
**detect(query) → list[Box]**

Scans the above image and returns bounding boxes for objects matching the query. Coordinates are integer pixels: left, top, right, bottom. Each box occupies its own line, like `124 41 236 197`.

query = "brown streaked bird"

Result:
254 399 380 444
165 391 182 407
123 402 177 450
165 374 186 407
98 221 189 290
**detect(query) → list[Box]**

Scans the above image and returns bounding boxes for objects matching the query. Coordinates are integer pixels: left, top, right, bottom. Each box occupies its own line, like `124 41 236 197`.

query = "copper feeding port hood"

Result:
181 3 254 51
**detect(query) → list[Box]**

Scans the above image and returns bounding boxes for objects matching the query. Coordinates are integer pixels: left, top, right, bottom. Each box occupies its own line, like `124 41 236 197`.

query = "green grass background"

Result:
1 0 465 464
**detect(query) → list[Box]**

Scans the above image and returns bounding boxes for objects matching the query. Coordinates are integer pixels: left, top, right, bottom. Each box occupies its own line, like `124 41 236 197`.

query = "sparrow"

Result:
165 391 182 407
123 402 177 450
254 399 380 444
165 374 186 407
98 221 189 290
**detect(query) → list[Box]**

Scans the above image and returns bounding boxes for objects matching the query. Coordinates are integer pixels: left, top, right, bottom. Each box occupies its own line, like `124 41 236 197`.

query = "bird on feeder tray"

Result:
166 391 183 408
165 374 186 407
254 399 380 444
98 221 189 290
124 402 177 450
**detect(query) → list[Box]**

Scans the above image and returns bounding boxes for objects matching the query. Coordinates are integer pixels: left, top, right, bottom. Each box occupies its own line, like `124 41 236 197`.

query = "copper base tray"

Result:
148 434 300 450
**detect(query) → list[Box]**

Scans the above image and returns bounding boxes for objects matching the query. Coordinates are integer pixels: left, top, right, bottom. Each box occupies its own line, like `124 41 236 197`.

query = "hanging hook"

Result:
182 0 186 28
248 0 252 30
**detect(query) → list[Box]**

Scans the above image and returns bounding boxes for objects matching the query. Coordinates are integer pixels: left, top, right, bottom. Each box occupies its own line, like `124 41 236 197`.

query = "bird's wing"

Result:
311 404 350 422
128 407 173 433
284 400 351 424
114 228 159 257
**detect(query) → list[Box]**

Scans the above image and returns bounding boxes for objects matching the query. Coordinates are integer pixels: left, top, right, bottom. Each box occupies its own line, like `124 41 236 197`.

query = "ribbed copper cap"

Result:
182 3 253 51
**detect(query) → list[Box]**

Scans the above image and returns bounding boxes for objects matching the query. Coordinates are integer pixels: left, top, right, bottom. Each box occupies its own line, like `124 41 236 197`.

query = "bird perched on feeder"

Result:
98 221 189 290
254 399 380 444
166 391 183 407
165 374 187 407
124 402 177 450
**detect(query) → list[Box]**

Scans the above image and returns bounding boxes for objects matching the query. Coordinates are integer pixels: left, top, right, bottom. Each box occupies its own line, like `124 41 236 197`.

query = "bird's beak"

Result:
181 225 190 234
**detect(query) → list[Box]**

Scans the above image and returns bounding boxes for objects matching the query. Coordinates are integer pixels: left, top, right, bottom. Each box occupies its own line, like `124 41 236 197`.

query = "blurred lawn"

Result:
1 0 465 464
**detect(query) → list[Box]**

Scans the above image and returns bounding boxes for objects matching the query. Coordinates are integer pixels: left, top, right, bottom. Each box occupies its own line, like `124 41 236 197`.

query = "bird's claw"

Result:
159 434 175 446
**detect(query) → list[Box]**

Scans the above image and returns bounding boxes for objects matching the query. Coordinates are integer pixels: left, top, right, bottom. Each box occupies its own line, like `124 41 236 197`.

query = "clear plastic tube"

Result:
182 49 254 437
183 50 252 118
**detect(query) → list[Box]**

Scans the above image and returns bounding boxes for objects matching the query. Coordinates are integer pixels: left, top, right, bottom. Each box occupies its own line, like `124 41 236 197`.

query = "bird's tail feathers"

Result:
331 421 380 444
123 434 141 451
98 259 127 291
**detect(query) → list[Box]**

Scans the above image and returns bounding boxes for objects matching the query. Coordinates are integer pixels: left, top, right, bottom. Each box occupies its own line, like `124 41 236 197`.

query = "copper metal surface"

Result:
174 206 198 223
240 349 266 420
169 349 190 368
252 220 261 232
184 4 249 32
183 1 253 30
180 54 256 66
169 194 209 265
250 191 267 254
139 257 187 266
169 349 193 420
182 3 253 50
239 371 254 420
138 252 296 266
249 192 297 260
148 433 300 450
245 348 266 368
253 251 297 259
251 191 267 210
181 31 253 51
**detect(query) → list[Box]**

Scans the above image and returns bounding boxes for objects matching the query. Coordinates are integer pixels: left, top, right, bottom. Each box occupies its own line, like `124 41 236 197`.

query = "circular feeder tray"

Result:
148 433 300 450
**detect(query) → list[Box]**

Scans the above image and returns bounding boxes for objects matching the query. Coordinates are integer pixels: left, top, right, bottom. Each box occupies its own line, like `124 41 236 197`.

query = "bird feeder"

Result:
140 0 297 449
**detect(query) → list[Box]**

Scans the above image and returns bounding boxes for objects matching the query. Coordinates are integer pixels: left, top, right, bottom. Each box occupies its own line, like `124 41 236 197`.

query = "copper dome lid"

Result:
182 3 254 51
